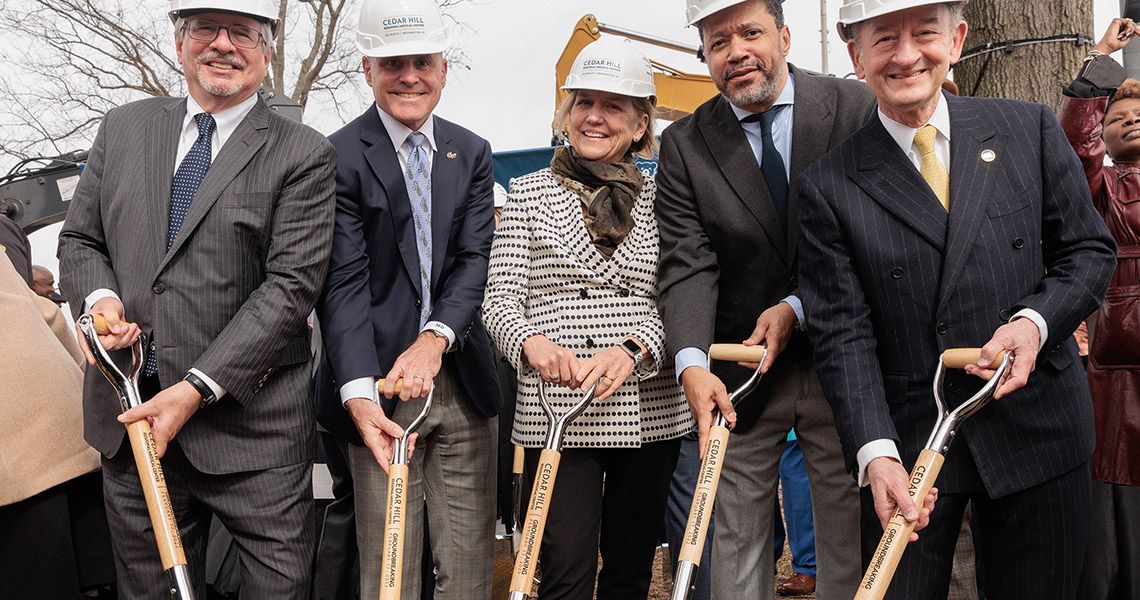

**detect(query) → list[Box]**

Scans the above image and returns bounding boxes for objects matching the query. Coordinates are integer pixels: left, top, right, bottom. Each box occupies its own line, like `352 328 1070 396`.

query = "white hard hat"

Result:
562 38 656 101
356 0 451 58
169 0 281 33
685 0 751 27
836 0 967 41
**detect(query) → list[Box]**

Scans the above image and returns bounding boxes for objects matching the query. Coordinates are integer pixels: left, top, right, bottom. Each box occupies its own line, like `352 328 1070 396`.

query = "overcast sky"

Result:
25 0 1124 276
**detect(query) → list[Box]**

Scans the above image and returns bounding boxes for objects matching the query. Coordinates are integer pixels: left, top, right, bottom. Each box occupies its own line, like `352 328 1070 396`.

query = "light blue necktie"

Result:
404 131 432 327
146 112 215 378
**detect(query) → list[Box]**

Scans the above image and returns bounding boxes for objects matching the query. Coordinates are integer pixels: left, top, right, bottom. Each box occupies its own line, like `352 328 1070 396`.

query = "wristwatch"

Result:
620 338 644 367
184 372 216 408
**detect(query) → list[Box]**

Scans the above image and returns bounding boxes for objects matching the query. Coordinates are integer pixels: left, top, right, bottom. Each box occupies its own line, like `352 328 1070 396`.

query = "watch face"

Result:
622 339 641 356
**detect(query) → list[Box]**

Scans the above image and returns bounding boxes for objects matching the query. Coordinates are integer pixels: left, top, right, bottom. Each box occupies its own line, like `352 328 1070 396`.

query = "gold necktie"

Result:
914 124 949 212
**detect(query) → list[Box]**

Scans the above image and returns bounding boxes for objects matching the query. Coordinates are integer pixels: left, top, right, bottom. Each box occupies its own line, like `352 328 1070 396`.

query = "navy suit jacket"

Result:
798 94 1116 497
317 106 500 443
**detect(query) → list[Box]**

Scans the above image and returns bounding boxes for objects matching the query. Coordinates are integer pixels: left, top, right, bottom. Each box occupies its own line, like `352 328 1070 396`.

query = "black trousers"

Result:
1078 479 1140 600
523 437 680 600
861 457 1091 600
0 472 116 600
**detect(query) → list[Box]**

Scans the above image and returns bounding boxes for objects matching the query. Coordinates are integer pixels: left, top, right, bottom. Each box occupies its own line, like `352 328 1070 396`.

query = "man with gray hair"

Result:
798 1 1116 597
655 1 875 597
59 0 335 595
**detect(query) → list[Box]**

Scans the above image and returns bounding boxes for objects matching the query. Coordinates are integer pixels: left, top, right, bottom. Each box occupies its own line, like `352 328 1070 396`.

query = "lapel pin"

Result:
446 151 457 159
980 149 996 163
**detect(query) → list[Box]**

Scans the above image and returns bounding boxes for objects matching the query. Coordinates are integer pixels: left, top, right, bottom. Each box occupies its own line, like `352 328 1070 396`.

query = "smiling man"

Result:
58 0 335 596
654 1 875 598
797 1 1117 598
315 0 500 597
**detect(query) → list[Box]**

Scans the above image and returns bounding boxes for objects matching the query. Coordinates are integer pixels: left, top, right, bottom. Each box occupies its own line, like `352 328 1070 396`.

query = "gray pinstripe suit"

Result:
59 95 336 597
799 94 1117 599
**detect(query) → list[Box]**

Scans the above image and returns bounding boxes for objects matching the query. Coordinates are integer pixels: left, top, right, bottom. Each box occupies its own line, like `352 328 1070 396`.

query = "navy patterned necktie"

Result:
146 112 215 377
168 112 216 249
743 105 789 230
404 131 433 327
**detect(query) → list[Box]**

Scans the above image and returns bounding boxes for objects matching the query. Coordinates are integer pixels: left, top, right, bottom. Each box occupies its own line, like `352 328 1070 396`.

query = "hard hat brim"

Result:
356 38 450 58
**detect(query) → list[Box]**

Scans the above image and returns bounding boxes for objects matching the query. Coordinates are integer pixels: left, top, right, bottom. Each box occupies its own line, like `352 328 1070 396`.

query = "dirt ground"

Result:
493 538 815 599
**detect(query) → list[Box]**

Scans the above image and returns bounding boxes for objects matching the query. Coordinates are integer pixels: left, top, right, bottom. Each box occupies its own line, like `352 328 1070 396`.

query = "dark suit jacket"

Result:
656 66 876 427
798 94 1117 496
59 96 337 474
0 214 32 287
317 106 500 443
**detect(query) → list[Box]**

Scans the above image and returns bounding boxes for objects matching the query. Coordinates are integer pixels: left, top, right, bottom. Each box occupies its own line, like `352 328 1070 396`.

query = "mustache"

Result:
196 50 247 70
722 58 768 82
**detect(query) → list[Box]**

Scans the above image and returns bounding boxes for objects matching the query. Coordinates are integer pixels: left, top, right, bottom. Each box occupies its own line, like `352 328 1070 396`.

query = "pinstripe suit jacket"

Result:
798 94 1117 496
656 66 876 428
483 169 692 448
59 96 336 474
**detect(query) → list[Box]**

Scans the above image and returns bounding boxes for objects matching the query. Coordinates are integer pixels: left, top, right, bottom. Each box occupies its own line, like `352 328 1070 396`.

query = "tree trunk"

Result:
954 0 1093 108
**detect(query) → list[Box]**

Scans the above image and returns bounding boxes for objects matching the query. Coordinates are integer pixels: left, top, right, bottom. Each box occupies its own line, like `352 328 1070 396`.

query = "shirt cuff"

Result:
421 321 456 350
85 288 120 312
188 368 227 401
1011 308 1048 352
781 295 805 331
674 347 709 383
340 376 379 406
856 438 901 488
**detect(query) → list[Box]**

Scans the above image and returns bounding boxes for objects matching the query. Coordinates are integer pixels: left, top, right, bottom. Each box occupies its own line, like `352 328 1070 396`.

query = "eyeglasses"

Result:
183 18 265 50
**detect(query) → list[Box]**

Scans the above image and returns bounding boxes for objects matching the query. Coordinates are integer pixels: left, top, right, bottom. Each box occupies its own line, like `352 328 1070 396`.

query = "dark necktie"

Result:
168 112 216 249
743 106 789 229
146 112 215 377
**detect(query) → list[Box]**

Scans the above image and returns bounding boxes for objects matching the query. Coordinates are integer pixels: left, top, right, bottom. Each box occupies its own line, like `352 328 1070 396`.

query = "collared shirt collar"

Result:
729 71 797 122
184 92 258 150
878 92 951 156
375 105 437 155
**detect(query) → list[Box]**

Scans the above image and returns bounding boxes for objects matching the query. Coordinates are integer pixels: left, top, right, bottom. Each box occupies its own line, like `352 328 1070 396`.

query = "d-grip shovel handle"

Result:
77 314 195 599
853 347 1007 600
671 344 766 600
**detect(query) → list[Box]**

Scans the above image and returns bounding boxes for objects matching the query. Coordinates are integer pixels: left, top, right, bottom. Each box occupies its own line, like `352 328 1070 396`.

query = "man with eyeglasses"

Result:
59 0 335 596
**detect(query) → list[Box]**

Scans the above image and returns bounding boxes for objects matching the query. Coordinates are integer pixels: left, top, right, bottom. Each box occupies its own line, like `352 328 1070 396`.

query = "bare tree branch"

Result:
0 0 471 163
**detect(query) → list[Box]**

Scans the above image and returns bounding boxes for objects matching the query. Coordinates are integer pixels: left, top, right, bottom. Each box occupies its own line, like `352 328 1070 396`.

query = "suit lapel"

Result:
148 100 183 266
361 107 421 297
696 97 788 264
787 68 835 266
848 117 948 252
936 96 1001 312
554 175 623 285
160 100 269 271
430 116 457 292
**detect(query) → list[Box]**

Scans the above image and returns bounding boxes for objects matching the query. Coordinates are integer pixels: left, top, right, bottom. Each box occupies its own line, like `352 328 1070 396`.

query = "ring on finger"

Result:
600 375 612 384
412 375 425 381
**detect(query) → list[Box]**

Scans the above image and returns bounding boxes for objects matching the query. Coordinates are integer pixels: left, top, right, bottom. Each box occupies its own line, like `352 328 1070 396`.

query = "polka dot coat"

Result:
483 168 693 448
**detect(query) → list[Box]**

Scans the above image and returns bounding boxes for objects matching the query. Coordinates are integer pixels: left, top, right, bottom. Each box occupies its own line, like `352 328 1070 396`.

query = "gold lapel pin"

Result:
446 151 457 159
980 149 996 163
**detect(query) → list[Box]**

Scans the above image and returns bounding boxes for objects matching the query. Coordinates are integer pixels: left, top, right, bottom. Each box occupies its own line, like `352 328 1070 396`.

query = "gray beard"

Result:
722 73 779 108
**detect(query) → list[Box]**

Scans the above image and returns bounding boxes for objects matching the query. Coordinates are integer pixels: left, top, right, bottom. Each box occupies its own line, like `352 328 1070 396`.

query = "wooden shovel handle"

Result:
942 348 1007 370
509 449 561 596
378 463 410 600
126 419 187 570
512 444 525 475
853 449 945 600
676 424 730 564
708 343 766 363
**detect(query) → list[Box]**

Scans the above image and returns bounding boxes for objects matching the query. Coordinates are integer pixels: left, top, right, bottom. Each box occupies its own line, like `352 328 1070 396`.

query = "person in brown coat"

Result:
0 246 112 599
1057 17 1140 600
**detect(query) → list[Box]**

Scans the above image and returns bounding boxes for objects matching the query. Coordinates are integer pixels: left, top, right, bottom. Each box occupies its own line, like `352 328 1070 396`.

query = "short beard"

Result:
194 50 248 97
718 58 780 108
